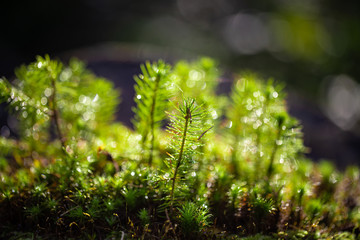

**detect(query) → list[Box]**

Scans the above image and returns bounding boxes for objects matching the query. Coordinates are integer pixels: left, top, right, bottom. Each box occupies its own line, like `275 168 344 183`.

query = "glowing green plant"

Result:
0 55 119 157
0 55 359 239
178 201 212 239
166 98 211 210
132 60 171 165
227 74 304 181
170 58 225 123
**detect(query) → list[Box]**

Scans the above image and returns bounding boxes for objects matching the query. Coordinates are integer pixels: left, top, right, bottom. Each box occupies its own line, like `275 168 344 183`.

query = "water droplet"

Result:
189 70 203 81
41 97 47 105
272 92 278 98
211 110 218 119
44 88 52 97
110 141 117 148
201 82 206 90
136 94 142 100
33 124 39 131
330 174 337 184
37 62 43 68
131 172 135 176
255 109 262 117
253 120 262 129
276 140 283 145
66 146 73 154
186 79 196 88
22 111 28 118
75 103 83 111
243 116 248 123
92 94 99 102
82 112 91 121
33 132 39 140
59 69 72 81
79 95 86 104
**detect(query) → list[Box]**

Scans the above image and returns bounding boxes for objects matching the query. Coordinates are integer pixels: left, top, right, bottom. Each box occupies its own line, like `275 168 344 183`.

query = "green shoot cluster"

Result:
0 56 359 239
132 61 171 165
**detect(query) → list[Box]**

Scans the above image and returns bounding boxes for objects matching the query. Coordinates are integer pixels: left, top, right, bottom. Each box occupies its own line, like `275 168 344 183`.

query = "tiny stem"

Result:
255 98 269 166
267 124 282 179
50 76 66 150
170 107 190 212
148 75 160 166
231 132 240 178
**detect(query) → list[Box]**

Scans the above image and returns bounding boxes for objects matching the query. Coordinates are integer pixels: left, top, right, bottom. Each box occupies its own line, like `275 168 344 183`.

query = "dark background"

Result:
1 0 360 168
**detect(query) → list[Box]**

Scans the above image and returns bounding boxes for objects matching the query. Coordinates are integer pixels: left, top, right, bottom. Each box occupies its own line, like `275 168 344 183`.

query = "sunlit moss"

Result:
0 56 359 239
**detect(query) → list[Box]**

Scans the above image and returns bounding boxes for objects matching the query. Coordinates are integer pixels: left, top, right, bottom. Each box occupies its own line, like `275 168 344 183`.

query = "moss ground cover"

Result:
0 56 359 239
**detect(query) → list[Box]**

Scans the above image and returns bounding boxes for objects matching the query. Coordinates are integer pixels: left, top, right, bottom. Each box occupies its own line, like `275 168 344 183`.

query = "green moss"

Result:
0 56 359 239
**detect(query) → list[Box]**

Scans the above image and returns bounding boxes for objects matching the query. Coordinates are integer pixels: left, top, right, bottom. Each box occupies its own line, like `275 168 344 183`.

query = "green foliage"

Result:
132 60 171 165
0 55 359 239
251 195 276 231
122 187 139 210
227 74 304 181
138 208 150 226
165 98 211 209
178 201 212 239
170 57 226 118
0 55 120 159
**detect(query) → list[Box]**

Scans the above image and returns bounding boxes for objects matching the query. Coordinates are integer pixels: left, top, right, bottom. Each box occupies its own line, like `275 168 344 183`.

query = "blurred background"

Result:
1 0 360 168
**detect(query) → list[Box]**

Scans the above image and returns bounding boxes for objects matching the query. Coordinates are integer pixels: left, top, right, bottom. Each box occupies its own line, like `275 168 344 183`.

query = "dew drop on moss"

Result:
41 97 47 105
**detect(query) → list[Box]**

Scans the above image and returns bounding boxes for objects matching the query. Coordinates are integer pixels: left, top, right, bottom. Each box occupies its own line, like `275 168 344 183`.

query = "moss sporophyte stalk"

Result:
0 55 359 239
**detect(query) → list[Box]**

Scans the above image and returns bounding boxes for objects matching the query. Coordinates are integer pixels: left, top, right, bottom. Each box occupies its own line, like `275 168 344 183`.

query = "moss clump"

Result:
0 56 359 239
